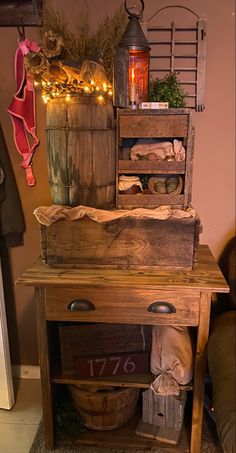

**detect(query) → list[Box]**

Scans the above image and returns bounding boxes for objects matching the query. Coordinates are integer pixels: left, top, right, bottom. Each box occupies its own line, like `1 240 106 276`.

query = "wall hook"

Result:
17 15 25 41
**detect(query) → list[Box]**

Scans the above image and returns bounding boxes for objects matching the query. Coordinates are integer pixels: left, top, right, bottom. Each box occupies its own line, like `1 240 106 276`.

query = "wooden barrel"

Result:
45 95 116 208
69 385 140 430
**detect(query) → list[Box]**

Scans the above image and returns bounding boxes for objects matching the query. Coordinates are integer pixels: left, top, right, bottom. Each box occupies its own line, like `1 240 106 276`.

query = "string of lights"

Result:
33 79 113 104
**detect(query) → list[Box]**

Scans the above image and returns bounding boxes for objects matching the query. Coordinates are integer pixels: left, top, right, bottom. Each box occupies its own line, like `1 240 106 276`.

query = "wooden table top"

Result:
16 245 229 293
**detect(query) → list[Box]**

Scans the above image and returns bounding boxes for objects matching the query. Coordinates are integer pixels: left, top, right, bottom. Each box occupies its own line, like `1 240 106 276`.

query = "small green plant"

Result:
149 72 186 108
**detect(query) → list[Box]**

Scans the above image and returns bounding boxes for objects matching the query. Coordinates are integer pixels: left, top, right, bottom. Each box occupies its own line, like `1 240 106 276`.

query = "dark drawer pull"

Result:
67 299 95 312
147 301 176 314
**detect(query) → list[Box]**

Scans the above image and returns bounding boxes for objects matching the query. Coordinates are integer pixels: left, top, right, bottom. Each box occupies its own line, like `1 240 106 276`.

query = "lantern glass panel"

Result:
128 49 149 106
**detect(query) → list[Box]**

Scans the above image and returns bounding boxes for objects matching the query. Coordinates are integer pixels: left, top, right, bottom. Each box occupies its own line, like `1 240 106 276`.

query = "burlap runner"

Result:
33 205 196 227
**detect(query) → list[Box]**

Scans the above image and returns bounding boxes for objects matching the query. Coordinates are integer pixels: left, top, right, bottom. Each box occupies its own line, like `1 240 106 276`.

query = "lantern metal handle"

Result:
125 0 144 17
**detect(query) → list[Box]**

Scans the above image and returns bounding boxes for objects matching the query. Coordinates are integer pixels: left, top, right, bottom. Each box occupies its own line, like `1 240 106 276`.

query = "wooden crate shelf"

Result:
118 160 186 174
116 108 194 209
117 193 185 208
119 111 189 137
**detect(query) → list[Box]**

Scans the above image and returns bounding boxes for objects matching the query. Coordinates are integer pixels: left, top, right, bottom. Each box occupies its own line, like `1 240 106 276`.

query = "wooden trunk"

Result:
40 215 201 269
46 95 116 208
69 385 140 430
59 323 151 375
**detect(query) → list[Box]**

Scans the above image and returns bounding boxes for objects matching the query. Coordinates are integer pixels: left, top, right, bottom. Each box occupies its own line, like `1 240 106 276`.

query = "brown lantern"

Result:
113 0 150 108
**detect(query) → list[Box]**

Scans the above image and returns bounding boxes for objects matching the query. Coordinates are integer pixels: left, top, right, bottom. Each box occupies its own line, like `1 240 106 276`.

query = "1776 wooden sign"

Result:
74 352 149 378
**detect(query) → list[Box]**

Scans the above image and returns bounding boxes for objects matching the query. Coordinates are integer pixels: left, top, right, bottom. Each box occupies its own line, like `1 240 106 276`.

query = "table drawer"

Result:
44 287 199 325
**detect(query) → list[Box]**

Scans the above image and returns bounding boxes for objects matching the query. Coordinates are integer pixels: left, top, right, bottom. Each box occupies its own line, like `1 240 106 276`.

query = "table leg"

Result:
190 292 211 453
35 287 54 450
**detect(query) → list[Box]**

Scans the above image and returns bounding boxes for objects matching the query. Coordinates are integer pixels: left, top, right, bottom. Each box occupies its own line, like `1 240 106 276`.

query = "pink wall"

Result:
0 0 235 364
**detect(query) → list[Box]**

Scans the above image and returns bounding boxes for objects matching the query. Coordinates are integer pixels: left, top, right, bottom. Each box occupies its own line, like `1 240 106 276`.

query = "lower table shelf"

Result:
50 384 220 452
53 388 191 452
73 413 190 451
52 372 193 391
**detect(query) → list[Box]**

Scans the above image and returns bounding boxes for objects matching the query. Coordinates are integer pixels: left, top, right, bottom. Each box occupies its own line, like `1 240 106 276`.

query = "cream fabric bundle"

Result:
34 205 196 227
150 325 194 396
130 140 185 161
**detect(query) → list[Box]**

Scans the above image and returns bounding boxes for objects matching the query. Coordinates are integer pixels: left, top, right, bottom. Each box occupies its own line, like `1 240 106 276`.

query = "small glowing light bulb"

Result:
96 86 99 91
84 86 89 93
108 90 113 96
103 83 107 91
34 81 39 87
98 95 103 102
66 93 71 101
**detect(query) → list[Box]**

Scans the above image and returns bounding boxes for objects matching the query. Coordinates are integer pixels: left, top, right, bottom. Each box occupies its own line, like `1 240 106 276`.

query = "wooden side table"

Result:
16 245 229 452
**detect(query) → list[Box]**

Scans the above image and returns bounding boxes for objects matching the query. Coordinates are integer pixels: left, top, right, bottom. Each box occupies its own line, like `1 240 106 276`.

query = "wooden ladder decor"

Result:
144 5 206 111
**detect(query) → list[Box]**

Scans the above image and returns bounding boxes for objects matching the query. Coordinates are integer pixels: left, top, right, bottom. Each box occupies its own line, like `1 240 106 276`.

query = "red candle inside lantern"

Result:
130 67 135 102
128 49 149 107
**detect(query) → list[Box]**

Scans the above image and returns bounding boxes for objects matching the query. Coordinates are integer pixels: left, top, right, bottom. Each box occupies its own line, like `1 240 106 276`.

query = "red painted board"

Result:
74 352 150 378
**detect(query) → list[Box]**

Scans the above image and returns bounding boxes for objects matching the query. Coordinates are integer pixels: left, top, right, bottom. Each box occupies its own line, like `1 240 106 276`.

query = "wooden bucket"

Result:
69 385 140 430
45 95 116 208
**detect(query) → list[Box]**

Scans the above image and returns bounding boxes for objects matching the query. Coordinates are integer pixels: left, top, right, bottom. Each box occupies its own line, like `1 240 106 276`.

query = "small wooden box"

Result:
59 323 151 375
40 215 200 270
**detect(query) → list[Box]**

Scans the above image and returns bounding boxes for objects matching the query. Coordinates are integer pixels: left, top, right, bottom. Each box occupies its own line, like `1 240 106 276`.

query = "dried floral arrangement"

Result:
25 1 127 102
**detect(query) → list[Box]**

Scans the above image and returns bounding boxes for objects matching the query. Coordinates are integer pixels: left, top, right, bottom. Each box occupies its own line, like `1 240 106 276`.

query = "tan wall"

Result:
0 0 235 365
